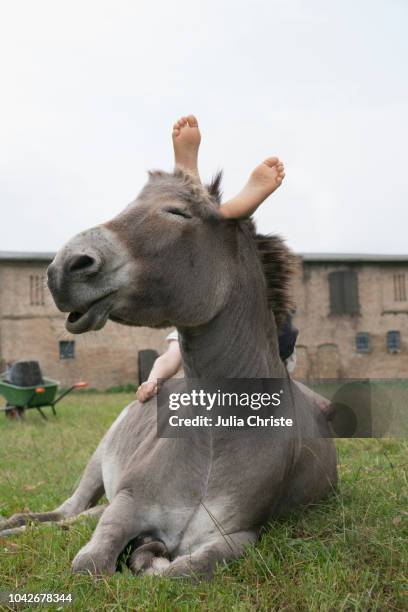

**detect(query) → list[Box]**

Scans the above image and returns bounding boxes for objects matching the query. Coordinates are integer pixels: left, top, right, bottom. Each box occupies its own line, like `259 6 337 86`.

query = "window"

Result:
29 274 45 305
393 274 407 301
386 331 401 353
329 270 360 315
59 341 75 360
355 332 370 353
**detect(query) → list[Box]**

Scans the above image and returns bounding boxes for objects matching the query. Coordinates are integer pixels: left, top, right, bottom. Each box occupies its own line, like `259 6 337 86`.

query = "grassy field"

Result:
0 393 407 611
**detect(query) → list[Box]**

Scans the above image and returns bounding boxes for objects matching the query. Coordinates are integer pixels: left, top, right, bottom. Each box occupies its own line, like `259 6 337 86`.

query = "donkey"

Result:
0 170 337 578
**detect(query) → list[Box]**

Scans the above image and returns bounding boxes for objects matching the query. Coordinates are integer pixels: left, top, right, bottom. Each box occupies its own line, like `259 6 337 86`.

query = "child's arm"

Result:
136 340 182 402
147 341 182 383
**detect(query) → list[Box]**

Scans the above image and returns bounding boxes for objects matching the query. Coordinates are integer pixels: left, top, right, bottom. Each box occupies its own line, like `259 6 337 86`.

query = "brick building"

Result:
0 251 407 387
293 254 408 380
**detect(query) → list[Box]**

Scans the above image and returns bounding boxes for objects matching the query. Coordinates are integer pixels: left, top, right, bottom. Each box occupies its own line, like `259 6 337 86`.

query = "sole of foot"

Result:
250 157 285 193
172 115 201 175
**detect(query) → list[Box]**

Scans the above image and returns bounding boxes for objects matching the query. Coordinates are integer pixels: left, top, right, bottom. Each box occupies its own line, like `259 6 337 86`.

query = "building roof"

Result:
0 251 55 262
1 251 408 264
300 253 408 263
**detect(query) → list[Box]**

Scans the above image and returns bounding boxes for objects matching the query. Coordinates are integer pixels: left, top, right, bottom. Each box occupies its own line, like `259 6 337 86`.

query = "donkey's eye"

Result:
165 207 192 219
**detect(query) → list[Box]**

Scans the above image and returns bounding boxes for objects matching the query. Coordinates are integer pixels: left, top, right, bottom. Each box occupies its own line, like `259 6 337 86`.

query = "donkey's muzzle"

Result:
47 224 133 333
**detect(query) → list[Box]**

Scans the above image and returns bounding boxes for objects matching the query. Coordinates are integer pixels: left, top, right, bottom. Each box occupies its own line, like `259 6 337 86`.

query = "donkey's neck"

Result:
178 280 285 379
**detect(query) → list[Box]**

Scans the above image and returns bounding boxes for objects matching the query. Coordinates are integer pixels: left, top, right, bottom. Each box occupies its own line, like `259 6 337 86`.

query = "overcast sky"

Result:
1 0 407 254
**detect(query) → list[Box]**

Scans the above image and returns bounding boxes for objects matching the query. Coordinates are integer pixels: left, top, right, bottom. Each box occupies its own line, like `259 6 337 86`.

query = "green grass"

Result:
0 393 407 611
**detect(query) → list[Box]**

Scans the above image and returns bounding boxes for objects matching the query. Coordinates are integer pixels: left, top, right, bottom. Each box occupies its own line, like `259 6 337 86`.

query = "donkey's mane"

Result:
147 169 296 330
252 230 296 330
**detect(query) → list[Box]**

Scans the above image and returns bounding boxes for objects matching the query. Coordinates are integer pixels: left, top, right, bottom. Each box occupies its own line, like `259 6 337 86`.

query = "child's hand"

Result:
136 381 157 403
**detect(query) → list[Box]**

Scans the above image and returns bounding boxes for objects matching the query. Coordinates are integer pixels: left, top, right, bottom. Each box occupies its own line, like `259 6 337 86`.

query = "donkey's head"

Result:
48 171 235 333
48 170 294 335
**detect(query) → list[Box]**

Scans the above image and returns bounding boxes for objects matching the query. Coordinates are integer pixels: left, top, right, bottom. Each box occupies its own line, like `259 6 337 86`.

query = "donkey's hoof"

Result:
72 549 115 576
1 513 28 529
143 557 171 576
128 537 169 575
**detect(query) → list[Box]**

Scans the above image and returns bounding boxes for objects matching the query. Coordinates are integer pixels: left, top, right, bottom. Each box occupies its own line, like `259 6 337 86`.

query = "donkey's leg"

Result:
54 447 105 517
153 530 258 579
0 505 108 538
59 504 108 525
72 489 138 575
279 439 338 514
0 448 104 533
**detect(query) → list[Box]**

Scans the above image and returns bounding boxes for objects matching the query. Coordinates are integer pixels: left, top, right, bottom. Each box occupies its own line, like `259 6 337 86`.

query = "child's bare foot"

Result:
172 115 201 179
221 157 285 219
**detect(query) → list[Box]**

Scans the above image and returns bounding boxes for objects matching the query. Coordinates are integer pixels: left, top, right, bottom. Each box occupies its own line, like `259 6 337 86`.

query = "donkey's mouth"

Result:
66 294 114 334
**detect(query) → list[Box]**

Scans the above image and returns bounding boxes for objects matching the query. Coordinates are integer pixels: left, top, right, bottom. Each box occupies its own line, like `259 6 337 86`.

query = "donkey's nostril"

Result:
68 254 98 274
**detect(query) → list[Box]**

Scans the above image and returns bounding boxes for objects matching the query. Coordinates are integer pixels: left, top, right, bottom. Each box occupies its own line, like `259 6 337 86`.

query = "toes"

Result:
174 117 187 131
173 115 198 133
263 157 279 168
276 162 285 178
186 114 198 127
172 120 182 137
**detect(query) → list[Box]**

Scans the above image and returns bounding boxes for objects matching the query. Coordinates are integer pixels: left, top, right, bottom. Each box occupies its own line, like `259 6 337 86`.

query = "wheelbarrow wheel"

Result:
5 405 25 420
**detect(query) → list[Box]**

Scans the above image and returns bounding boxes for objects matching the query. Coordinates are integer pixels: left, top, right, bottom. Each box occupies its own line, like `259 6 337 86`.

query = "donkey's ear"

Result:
147 169 167 179
206 171 223 205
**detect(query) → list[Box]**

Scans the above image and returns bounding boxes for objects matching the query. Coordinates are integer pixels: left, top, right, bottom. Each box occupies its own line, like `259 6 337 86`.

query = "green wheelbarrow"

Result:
0 375 88 420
